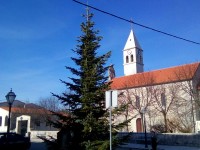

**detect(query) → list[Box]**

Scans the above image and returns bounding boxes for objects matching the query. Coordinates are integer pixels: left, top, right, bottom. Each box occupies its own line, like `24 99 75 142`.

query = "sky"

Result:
0 0 200 103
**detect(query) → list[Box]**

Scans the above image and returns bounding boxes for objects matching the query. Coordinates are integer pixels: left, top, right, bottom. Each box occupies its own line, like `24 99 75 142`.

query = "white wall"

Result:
0 107 59 139
0 108 9 132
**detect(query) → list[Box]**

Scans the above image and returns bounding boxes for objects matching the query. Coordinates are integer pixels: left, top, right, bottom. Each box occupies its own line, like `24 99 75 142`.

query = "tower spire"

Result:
123 29 144 76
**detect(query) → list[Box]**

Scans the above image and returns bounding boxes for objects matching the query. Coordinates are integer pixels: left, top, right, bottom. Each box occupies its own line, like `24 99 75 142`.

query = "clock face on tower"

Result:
127 49 132 55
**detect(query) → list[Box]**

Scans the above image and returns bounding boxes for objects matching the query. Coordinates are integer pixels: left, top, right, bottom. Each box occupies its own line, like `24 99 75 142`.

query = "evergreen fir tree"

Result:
50 9 132 150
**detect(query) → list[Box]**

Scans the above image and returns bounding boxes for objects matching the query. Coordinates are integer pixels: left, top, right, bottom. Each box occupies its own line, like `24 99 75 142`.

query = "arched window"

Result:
135 96 140 108
131 54 134 62
126 56 129 63
161 93 166 107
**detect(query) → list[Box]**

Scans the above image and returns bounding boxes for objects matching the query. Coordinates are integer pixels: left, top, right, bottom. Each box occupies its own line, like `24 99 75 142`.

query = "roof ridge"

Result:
113 62 200 79
151 62 200 72
111 62 200 90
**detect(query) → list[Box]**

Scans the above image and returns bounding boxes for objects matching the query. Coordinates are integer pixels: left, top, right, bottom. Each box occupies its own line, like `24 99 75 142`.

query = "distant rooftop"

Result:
0 100 42 109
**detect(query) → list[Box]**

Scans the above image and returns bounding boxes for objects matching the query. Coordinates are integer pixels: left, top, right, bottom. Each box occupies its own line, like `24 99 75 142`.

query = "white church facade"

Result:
110 29 200 133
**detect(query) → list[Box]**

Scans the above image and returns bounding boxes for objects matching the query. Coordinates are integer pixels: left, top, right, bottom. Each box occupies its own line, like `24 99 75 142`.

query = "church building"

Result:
110 29 200 133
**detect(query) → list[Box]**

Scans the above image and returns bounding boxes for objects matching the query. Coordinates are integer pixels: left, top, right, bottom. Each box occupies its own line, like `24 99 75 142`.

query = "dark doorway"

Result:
18 120 28 136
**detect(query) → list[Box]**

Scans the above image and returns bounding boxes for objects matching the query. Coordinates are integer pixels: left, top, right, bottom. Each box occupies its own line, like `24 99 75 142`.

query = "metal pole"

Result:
190 95 195 133
144 113 148 148
110 91 112 150
110 107 112 150
7 104 11 134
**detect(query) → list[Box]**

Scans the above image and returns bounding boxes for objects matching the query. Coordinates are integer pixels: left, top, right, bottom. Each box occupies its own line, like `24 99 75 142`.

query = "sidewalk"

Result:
117 143 200 150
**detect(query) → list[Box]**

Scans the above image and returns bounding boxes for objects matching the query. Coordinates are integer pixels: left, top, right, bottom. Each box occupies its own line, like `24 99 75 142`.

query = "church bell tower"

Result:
123 29 144 76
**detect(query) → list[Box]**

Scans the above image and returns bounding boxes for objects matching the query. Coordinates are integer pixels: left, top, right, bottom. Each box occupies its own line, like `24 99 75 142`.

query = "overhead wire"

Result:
73 0 200 45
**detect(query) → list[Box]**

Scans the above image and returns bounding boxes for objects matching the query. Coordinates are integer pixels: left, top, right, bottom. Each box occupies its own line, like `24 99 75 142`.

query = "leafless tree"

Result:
151 83 181 132
173 63 200 132
38 96 62 112
115 63 200 133
117 73 155 132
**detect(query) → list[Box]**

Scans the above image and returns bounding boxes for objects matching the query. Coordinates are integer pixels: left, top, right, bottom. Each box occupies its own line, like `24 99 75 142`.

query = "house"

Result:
110 29 200 133
0 100 58 138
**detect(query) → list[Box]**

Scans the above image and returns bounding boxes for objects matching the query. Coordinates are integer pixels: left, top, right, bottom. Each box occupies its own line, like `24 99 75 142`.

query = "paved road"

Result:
30 138 47 150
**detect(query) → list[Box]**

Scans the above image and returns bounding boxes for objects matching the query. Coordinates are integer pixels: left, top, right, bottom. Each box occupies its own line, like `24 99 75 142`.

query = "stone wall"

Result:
157 133 200 147
118 132 200 147
31 130 58 139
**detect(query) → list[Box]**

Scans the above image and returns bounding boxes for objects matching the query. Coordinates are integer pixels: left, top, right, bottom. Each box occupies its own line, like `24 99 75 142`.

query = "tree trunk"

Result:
163 113 167 132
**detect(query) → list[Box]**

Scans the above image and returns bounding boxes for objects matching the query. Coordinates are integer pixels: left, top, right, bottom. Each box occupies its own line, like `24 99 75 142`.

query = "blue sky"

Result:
0 0 200 103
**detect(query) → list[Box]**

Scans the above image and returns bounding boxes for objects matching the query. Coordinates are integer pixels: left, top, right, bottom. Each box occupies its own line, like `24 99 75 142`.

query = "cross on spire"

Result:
130 18 134 30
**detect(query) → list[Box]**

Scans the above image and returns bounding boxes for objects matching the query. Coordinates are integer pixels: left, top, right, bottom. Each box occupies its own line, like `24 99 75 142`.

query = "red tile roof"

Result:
110 62 200 90
0 107 51 114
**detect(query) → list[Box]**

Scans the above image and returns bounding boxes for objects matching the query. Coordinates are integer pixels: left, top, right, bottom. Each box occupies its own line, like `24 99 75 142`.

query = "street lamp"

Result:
141 108 148 148
5 88 16 134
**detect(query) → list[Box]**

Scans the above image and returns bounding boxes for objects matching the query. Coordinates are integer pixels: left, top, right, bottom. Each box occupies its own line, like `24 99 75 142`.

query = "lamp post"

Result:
5 89 16 134
141 108 148 148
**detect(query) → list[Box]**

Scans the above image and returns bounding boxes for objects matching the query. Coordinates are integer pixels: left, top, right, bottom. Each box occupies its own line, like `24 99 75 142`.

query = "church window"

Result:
135 96 140 108
46 121 52 127
35 120 40 127
126 56 129 63
131 54 134 62
161 93 166 107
